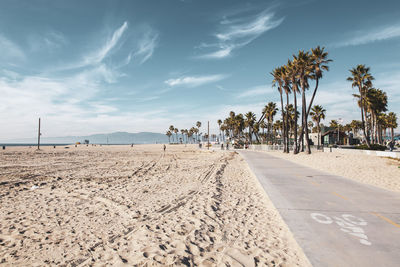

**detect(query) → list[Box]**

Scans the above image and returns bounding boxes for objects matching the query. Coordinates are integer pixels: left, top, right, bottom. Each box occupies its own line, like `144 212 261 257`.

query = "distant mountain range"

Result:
0 132 169 144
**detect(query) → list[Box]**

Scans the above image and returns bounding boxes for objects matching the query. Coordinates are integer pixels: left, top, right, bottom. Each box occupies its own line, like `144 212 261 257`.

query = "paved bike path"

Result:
239 150 400 267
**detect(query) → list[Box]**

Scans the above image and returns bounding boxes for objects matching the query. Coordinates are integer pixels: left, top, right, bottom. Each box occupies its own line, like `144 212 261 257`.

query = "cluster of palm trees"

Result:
271 46 332 154
216 103 283 145
166 48 398 152
165 121 202 144
347 65 398 147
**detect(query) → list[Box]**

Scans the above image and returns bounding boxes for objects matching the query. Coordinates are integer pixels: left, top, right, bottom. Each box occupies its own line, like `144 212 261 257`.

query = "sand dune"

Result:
0 145 309 266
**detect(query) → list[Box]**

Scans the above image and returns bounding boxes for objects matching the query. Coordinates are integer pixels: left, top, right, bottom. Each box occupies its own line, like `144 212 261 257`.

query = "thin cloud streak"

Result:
165 74 227 87
333 24 400 47
85 21 128 66
236 85 273 98
127 29 159 65
197 9 284 59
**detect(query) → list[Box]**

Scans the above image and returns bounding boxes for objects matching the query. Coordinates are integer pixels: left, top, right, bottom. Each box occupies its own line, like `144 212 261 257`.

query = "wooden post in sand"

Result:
37 118 41 150
207 121 210 150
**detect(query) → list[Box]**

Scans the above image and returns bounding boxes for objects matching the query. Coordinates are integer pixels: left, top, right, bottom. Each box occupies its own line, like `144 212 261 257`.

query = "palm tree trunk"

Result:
317 121 321 148
249 126 252 144
391 127 394 142
279 90 287 152
293 89 298 154
297 78 319 152
360 95 371 148
302 89 311 154
285 92 290 153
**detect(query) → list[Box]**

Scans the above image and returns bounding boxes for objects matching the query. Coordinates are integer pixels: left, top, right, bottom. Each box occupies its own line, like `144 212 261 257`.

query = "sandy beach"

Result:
264 150 400 193
0 145 309 266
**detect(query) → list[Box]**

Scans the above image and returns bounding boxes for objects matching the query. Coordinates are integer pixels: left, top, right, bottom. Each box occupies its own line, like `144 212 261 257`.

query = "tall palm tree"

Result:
347 64 374 148
310 105 326 148
386 112 398 143
245 112 256 144
293 50 313 153
286 60 301 153
306 46 332 117
281 66 292 152
365 88 387 144
271 67 287 152
297 46 332 153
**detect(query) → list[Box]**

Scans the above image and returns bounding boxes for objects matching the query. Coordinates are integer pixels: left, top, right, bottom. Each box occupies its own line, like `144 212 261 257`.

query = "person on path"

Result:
389 141 394 152
163 144 166 152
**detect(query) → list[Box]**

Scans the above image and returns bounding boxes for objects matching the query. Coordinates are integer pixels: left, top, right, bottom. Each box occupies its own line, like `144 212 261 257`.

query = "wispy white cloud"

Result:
236 85 273 98
197 9 283 59
333 24 400 47
84 21 128 66
0 34 25 61
132 30 159 64
165 74 227 87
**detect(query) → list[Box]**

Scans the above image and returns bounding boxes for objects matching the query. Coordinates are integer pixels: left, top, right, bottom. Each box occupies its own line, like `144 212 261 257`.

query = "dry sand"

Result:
0 144 309 266
264 150 400 193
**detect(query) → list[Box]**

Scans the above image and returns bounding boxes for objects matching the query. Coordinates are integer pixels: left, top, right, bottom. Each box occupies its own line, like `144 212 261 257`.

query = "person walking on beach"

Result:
389 141 394 152
221 143 224 150
163 144 166 152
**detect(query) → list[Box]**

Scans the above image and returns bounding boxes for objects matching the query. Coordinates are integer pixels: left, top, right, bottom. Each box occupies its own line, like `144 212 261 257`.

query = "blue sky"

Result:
1 0 400 139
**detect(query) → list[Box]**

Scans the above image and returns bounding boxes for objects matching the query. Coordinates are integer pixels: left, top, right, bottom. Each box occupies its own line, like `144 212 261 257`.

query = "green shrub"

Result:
355 144 386 151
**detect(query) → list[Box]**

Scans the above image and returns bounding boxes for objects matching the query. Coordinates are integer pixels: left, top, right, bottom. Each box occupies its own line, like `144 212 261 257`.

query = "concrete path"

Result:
240 150 400 267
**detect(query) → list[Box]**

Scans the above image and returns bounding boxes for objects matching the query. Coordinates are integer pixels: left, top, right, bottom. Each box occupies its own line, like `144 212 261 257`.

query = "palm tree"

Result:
253 122 260 143
245 112 256 144
271 67 287 152
166 130 172 144
174 128 179 143
365 88 387 144
169 125 175 143
386 112 398 143
180 129 186 143
347 64 374 148
286 60 301 153
296 46 331 153
217 119 222 142
329 120 338 129
196 121 202 142
260 120 267 143
263 102 278 144
310 105 326 148
293 50 313 153
306 46 332 117
274 120 283 142
350 120 362 138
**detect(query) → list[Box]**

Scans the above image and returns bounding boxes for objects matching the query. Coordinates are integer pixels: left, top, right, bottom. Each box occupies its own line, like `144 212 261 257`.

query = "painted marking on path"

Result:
311 213 371 246
371 212 400 229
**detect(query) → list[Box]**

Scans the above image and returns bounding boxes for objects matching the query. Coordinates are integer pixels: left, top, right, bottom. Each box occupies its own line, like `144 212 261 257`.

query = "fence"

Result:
248 144 323 152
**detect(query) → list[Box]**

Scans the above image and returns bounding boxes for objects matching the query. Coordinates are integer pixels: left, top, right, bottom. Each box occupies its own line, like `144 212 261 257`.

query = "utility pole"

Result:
207 121 210 150
37 118 41 150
